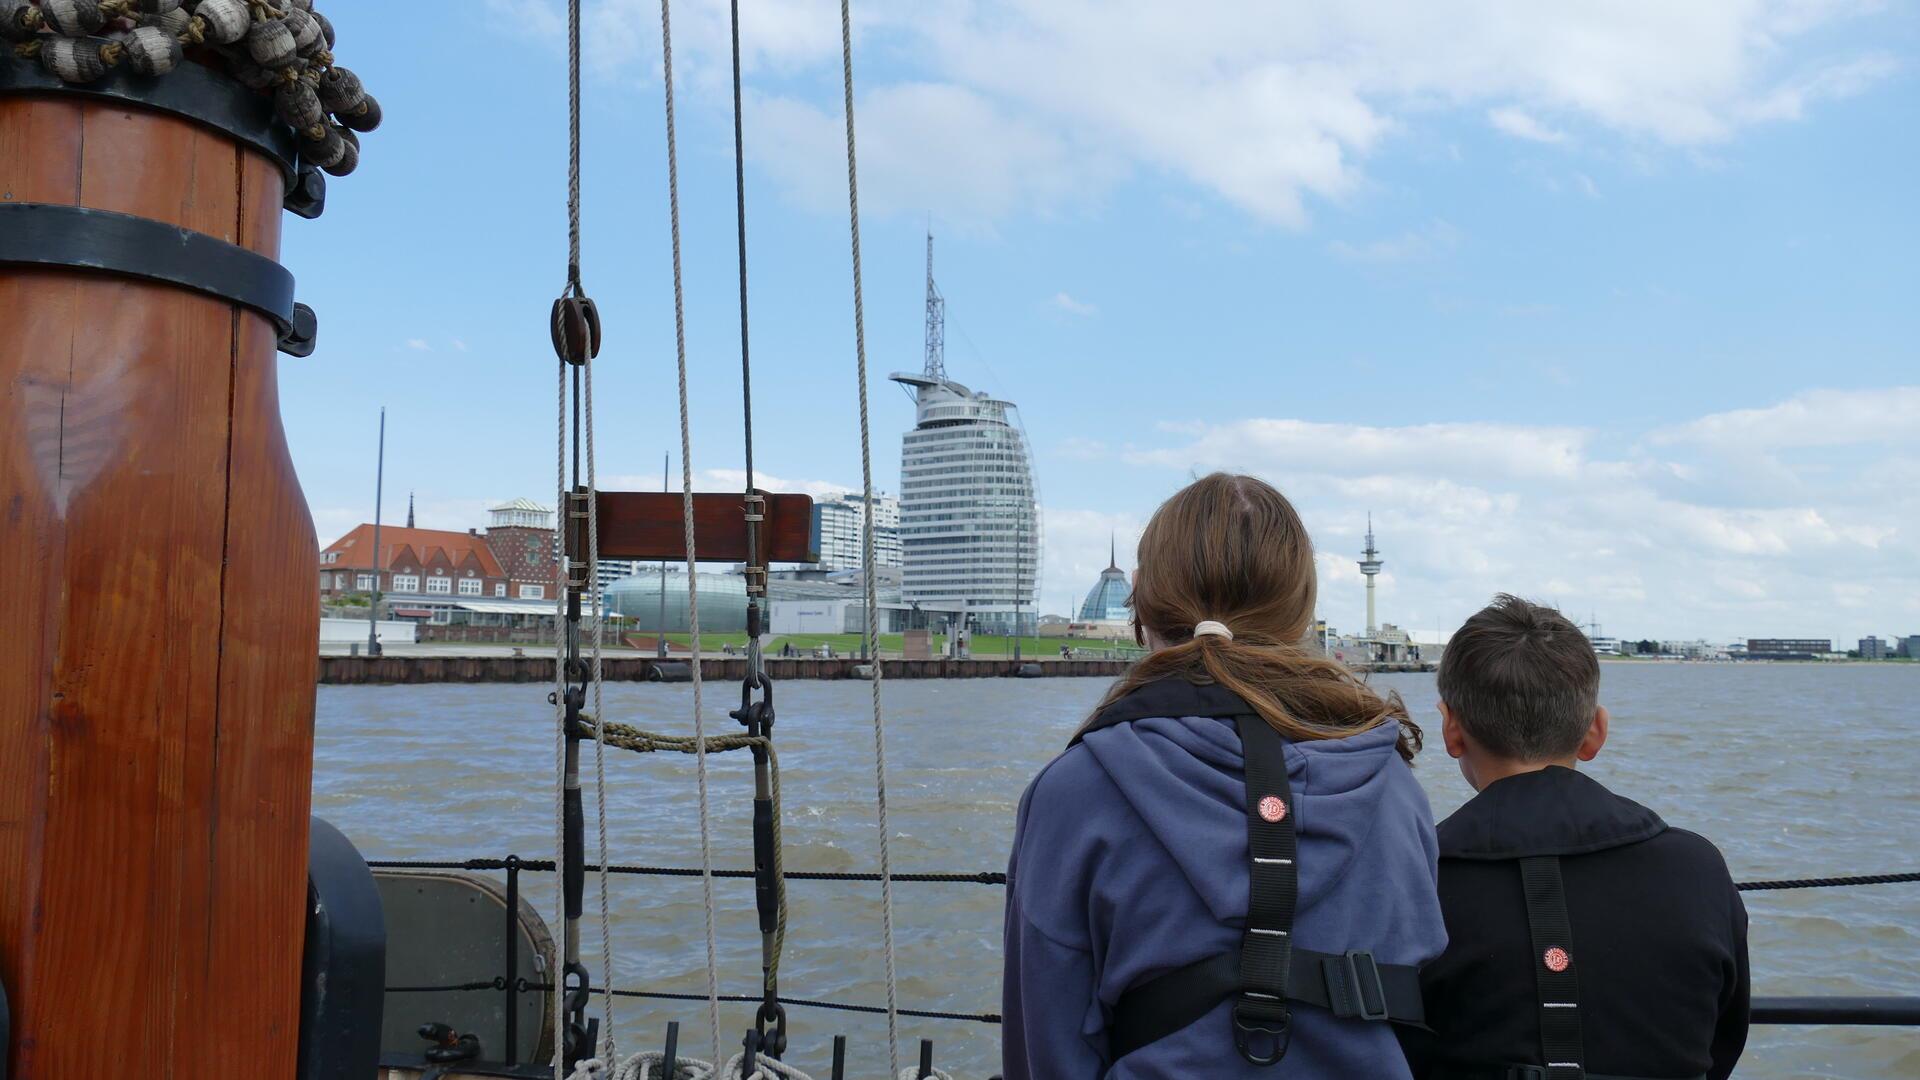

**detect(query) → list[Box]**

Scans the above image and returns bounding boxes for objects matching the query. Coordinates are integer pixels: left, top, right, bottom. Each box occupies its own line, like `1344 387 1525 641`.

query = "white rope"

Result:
834 0 901 1073
566 1051 842 1080
585 311 619 1060
657 0 724 1062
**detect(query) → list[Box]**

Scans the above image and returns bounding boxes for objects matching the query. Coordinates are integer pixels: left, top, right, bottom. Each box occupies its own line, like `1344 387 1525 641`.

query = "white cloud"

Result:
406 339 432 352
1108 387 1919 640
1488 106 1567 144
452 339 470 352
1650 386 1920 449
1051 292 1099 317
496 1 1897 225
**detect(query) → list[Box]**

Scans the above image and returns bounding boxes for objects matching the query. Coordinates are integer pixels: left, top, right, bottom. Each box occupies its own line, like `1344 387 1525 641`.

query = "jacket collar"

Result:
1437 766 1667 860
1069 677 1252 747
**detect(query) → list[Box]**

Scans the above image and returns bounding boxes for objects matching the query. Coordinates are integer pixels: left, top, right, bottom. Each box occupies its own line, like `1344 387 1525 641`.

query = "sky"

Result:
284 1 1920 644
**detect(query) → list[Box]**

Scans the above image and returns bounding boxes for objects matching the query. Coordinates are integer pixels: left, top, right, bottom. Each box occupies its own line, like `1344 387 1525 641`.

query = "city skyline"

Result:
283 2 1918 644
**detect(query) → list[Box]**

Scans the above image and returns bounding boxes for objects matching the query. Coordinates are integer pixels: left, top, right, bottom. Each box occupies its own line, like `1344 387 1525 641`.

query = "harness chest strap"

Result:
1105 713 1426 1065
1520 855 1586 1080
1434 857 1705 1080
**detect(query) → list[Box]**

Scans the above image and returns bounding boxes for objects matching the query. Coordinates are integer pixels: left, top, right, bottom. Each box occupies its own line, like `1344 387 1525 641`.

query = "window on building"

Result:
333 573 345 590
520 584 545 600
319 572 331 590
458 578 482 596
426 577 452 595
392 574 420 593
356 573 374 591
494 583 507 597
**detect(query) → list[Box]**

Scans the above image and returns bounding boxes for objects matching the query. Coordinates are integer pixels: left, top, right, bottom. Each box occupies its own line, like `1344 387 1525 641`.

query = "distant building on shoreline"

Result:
1746 637 1831 660
1077 536 1131 624
890 234 1038 637
319 498 562 632
812 492 902 572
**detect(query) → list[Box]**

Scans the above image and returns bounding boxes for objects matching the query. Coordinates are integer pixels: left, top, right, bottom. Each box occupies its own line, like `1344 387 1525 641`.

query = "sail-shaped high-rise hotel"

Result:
890 236 1039 636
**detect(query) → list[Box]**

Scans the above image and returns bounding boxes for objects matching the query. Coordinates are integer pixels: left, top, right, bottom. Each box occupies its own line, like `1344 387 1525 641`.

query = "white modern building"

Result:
889 235 1039 636
812 492 902 571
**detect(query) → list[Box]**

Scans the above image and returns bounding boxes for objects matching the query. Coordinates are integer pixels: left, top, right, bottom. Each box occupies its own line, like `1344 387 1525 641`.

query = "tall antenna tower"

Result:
1359 513 1383 636
924 231 946 382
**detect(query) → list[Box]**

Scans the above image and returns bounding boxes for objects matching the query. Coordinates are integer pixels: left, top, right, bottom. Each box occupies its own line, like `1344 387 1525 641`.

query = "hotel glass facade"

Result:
892 375 1038 635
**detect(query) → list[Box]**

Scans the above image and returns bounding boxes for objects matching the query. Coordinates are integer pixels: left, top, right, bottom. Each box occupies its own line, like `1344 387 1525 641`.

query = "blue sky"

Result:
286 1 1919 643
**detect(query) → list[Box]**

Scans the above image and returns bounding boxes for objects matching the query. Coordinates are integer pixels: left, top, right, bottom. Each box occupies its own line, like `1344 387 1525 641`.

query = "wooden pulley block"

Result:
550 294 601 365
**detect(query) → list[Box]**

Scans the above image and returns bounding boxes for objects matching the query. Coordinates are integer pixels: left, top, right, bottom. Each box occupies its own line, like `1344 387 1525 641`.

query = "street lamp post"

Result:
366 406 386 658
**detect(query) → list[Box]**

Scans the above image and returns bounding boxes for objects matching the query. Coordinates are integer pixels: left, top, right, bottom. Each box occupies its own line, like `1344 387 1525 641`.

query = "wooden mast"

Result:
0 90 318 1074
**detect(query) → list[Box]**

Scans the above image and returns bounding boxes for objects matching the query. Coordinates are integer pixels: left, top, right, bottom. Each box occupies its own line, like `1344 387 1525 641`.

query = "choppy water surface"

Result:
315 664 1920 1078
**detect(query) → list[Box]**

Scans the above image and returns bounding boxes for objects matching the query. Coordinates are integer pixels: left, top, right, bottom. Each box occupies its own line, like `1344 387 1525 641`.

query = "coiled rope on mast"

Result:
835 0 903 1073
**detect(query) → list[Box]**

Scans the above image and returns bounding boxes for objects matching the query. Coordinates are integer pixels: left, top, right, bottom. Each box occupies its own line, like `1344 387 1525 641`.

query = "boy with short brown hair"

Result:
1399 595 1749 1080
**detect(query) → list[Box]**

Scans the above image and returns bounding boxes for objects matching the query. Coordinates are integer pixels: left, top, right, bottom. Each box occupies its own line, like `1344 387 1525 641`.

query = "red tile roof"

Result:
320 524 508 579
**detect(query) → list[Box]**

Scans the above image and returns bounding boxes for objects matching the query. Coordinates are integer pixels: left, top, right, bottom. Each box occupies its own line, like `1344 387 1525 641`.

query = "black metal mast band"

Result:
1519 855 1586 1079
0 202 315 355
0 54 301 185
1236 714 1298 1067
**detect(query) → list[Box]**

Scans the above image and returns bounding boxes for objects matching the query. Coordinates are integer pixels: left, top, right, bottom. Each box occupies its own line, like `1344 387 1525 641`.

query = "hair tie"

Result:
1193 620 1233 641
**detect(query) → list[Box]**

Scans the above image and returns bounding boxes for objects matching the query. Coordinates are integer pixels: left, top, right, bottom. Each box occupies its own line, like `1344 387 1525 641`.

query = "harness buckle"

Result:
1231 999 1291 1067
1505 1067 1549 1080
1341 950 1391 1021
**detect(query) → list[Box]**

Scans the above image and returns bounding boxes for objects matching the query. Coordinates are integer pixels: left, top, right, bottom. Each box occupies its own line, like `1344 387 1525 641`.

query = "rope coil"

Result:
3 0 380 176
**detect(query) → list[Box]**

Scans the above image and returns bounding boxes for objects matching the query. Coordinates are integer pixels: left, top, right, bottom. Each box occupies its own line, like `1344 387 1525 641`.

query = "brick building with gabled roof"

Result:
319 520 553 604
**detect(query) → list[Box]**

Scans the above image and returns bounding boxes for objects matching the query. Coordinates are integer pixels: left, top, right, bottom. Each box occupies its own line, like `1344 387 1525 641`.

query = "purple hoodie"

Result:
1003 691 1446 1079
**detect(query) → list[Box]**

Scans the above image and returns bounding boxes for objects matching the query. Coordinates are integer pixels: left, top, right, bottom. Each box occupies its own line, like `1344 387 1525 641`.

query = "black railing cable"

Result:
364 857 1917 893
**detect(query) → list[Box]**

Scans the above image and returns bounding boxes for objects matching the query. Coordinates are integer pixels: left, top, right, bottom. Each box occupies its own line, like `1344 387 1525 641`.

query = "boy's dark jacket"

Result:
1398 767 1750 1080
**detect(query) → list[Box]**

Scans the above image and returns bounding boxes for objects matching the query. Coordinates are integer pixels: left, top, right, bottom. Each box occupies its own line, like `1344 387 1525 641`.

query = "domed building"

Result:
604 569 749 634
1078 536 1132 623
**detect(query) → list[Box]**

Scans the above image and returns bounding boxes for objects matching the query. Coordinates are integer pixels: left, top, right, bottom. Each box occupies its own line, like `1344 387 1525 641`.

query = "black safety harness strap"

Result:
1103 710 1425 1065
1108 943 1426 1062
1519 855 1586 1080
1234 713 1299 1064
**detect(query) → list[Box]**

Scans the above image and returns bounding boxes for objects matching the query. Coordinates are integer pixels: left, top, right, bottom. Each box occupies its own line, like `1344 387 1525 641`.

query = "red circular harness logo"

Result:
1543 947 1572 973
1257 796 1288 823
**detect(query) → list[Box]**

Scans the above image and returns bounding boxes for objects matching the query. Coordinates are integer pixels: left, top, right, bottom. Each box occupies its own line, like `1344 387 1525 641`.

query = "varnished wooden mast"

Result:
0 94 318 1075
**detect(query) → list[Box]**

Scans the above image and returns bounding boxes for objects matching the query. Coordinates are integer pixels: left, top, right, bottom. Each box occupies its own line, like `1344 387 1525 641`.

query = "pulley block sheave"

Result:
552 293 602 366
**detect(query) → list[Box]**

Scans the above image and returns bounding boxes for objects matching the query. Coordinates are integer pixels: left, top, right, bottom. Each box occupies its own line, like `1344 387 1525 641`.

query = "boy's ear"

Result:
1576 705 1609 762
1439 702 1467 760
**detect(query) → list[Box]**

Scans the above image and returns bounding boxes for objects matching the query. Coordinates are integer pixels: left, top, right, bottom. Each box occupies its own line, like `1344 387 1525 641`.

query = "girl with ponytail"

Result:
1003 473 1444 1079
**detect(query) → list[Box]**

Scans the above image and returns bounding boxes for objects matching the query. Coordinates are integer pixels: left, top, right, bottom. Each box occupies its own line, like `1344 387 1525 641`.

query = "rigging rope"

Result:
585 254 619 1064
654 0 723 1061
833 0 901 1072
553 255 573 1080
554 1 594 1073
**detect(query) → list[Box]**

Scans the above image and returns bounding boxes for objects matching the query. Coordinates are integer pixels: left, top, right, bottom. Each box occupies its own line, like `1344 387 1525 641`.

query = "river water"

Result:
314 663 1920 1079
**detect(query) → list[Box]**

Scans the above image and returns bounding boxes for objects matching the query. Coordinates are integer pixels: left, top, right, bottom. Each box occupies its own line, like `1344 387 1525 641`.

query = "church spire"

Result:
406 491 414 529
1109 531 1118 571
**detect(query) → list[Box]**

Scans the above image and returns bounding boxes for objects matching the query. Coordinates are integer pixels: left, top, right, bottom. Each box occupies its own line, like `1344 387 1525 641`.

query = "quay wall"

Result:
317 656 1435 684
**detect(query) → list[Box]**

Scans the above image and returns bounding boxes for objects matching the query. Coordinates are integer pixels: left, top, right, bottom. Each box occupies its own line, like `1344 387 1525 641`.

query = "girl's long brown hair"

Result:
1086 473 1421 763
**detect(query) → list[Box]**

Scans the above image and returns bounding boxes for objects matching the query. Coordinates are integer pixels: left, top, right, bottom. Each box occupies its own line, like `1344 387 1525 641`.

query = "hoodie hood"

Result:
1074 679 1416 924
1437 765 1667 860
